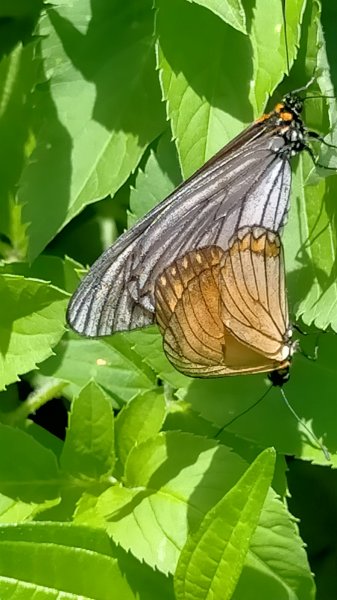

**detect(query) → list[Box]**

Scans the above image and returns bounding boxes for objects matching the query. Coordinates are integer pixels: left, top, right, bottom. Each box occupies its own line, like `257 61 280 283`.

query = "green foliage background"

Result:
0 0 336 598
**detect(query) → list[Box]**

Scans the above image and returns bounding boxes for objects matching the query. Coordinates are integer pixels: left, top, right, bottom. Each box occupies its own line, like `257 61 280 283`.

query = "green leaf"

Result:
19 0 166 261
321 0 337 115
0 42 39 261
25 421 64 459
0 493 40 523
61 381 115 479
75 484 140 528
189 332 337 464
88 432 248 573
0 522 174 599
233 489 315 600
39 335 157 404
156 0 253 177
123 326 191 390
115 389 166 468
284 160 337 332
128 129 181 227
249 0 306 115
280 6 337 333
0 1 42 18
0 275 68 390
164 400 219 438
0 425 60 503
174 448 276 600
187 0 246 34
0 254 82 294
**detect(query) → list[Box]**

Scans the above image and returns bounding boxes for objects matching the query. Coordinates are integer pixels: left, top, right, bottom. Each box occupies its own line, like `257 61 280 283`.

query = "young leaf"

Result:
0 274 67 390
174 448 276 600
61 380 115 479
75 484 140 528
115 389 166 468
74 441 314 597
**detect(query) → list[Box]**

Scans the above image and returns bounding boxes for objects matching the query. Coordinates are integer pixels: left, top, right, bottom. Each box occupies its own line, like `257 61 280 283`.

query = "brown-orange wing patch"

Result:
154 238 289 377
219 227 289 361
155 247 225 375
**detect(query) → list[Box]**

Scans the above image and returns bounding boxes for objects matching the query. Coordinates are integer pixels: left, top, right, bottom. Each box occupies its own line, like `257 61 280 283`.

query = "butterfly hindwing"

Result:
219 227 290 361
154 227 291 377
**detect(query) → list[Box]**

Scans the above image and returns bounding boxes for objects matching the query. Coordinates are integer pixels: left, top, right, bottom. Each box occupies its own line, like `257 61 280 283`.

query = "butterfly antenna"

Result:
291 76 316 96
281 0 290 75
304 94 336 100
215 385 272 438
279 387 330 461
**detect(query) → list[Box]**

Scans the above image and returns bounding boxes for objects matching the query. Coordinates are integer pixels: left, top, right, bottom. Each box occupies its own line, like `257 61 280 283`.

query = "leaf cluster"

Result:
0 0 336 598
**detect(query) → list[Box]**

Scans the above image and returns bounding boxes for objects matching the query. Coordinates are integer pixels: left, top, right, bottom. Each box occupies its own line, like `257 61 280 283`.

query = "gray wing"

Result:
67 135 291 336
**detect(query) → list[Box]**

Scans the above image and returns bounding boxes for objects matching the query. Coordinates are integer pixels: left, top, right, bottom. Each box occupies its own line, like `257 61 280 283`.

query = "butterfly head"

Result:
281 93 304 118
268 365 290 387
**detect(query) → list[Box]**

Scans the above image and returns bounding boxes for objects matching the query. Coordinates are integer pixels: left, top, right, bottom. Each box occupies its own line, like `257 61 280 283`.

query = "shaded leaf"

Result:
188 0 246 34
123 326 191 390
19 0 166 260
128 129 181 227
233 489 315 600
0 42 39 261
189 332 337 464
0 425 60 503
0 254 82 294
0 275 67 390
39 335 157 404
156 0 253 177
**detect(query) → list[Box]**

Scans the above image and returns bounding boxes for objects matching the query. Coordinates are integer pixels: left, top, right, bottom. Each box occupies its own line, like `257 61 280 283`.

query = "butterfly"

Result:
67 92 320 341
154 225 295 378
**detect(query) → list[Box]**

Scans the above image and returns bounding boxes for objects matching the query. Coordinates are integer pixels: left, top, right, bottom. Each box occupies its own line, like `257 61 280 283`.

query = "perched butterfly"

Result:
155 226 295 378
67 92 324 342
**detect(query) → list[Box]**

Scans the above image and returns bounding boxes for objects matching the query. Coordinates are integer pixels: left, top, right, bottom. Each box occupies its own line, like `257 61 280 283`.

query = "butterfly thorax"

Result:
258 93 307 158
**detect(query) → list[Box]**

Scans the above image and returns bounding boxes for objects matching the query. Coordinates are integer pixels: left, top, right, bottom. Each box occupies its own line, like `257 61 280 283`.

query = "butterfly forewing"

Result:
67 133 291 337
67 92 316 340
